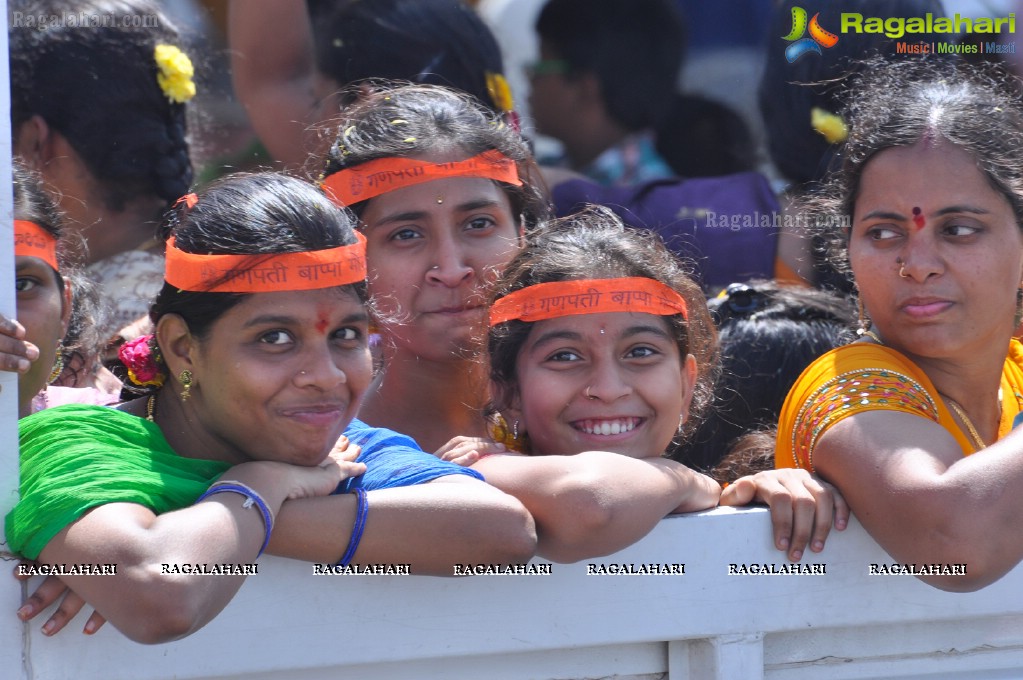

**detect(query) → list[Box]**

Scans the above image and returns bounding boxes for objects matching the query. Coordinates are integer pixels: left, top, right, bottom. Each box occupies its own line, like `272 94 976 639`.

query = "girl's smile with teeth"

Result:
573 417 643 436
512 311 695 459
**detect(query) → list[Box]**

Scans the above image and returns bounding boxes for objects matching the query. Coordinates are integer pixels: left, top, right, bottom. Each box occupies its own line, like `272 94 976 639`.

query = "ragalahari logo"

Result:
783 6 839 62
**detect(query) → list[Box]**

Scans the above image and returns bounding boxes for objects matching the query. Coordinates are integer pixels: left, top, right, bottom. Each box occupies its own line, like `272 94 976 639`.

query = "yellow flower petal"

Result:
811 107 848 144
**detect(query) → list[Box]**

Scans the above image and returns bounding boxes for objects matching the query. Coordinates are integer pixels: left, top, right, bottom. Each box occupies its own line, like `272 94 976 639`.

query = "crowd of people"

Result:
6 0 1023 644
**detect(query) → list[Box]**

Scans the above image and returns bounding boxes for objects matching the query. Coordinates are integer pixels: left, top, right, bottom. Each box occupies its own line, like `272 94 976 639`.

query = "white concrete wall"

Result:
14 507 1023 680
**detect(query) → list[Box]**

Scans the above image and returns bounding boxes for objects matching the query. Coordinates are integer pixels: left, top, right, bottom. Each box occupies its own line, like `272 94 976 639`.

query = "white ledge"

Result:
10 506 1023 679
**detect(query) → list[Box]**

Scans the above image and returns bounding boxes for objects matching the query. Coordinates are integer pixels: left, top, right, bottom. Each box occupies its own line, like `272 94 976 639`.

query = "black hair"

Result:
488 205 716 448
671 281 857 474
654 93 758 178
320 83 549 231
535 0 686 131
10 0 193 214
13 160 64 253
758 0 947 187
150 173 365 343
807 57 1023 275
307 0 510 115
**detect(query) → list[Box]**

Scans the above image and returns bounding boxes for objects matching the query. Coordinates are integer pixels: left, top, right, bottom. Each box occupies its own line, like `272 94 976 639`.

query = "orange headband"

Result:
490 277 688 326
321 150 522 206
14 220 58 271
164 232 367 293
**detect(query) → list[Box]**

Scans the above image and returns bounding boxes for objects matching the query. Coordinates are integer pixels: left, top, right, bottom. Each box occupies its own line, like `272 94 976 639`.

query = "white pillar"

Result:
0 3 28 677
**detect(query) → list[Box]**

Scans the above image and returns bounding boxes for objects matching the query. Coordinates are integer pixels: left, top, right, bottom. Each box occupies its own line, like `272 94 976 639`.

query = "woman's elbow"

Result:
111 571 222 644
472 490 538 563
536 485 621 563
112 597 202 644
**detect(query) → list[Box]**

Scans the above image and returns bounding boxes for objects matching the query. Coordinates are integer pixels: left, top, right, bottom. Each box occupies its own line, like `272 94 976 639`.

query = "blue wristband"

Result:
195 482 275 558
337 488 368 567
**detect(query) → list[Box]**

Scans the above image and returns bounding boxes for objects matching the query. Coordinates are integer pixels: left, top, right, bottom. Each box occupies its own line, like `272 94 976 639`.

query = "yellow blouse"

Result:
776 340 1023 471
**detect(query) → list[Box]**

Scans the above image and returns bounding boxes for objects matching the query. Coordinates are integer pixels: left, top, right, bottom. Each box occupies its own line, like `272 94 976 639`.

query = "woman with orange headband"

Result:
437 207 847 562
8 163 116 417
9 173 535 643
319 84 548 453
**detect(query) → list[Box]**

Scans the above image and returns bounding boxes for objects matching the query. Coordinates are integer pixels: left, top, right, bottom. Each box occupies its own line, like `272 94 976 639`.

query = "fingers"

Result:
717 477 756 506
825 479 850 531
0 314 26 340
336 459 367 480
0 327 38 373
326 438 361 464
802 478 833 557
39 590 91 636
83 610 108 635
325 444 366 479
13 559 37 582
447 450 481 467
16 573 66 621
750 470 843 562
433 437 505 465
13 566 103 636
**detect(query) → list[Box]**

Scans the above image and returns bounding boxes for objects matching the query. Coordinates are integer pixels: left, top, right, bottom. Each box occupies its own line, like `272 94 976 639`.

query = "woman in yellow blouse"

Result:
776 59 1023 592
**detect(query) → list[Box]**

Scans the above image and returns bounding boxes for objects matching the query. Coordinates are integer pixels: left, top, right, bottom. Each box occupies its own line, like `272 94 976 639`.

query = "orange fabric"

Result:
773 255 808 287
164 232 367 293
489 277 688 326
321 150 522 207
14 220 58 271
776 340 1023 471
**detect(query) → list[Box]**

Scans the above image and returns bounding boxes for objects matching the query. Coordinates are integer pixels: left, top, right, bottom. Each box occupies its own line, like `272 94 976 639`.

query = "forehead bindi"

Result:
912 206 925 229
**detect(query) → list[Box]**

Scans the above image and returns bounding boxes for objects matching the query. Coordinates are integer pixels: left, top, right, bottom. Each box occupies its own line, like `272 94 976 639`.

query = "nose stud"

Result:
585 385 597 400
896 257 909 278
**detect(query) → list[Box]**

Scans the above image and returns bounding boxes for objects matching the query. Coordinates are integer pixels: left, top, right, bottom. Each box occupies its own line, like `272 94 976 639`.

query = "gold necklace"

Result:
146 394 156 422
860 327 993 450
943 395 986 451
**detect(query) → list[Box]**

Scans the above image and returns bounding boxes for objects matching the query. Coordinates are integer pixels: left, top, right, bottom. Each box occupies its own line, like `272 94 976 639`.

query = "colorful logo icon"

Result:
783 6 839 62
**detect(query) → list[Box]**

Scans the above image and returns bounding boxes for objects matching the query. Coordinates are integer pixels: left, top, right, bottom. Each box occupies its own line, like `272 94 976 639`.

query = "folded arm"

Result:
267 475 537 573
470 451 721 563
32 458 351 643
816 410 1023 591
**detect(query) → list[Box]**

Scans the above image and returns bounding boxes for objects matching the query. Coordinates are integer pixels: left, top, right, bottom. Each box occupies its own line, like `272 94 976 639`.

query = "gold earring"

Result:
856 296 869 333
47 352 64 385
179 369 193 401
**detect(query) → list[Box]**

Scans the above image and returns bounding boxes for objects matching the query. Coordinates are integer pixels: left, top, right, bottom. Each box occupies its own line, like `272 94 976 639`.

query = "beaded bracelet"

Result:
195 481 275 558
337 488 368 567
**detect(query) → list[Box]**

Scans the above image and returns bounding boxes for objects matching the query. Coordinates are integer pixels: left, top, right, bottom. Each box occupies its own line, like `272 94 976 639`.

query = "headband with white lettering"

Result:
489 277 688 326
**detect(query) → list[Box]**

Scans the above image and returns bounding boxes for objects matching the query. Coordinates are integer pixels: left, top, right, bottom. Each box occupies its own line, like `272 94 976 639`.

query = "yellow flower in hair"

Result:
485 72 514 113
154 44 196 104
811 107 848 144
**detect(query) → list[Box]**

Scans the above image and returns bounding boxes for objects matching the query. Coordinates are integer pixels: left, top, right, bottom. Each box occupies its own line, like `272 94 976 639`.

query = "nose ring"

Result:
585 385 597 400
896 257 909 279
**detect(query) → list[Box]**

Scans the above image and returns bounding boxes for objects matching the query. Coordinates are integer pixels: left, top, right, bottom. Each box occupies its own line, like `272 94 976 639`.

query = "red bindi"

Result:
315 309 329 334
911 206 925 229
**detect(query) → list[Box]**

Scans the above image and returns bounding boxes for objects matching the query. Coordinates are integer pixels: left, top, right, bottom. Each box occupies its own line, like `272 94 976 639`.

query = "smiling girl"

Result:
437 207 847 562
9 173 535 642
